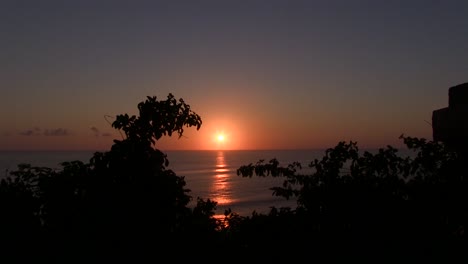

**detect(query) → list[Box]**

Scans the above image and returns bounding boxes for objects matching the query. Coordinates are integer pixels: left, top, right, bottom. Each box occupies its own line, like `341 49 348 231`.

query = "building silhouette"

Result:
432 82 468 153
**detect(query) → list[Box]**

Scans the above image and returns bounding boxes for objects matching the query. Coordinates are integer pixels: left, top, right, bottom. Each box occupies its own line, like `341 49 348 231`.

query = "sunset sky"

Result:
1 0 468 151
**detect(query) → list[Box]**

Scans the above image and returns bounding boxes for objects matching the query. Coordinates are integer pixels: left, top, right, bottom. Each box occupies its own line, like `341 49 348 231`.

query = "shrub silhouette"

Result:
235 135 468 261
0 94 223 262
2 93 468 262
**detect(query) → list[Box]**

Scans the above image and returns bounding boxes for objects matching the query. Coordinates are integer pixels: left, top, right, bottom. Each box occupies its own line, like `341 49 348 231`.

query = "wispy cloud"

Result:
18 127 41 136
19 127 70 136
90 126 100 137
90 126 111 137
44 128 69 136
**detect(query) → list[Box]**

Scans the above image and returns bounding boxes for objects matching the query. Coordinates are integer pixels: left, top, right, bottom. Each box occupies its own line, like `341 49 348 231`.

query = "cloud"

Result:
18 127 70 136
44 128 69 136
90 126 112 137
19 127 41 136
90 126 100 137
19 130 35 136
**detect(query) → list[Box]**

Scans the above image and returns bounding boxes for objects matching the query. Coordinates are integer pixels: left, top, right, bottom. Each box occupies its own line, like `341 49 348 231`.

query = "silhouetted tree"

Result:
3 93 468 262
236 135 468 261
0 94 223 262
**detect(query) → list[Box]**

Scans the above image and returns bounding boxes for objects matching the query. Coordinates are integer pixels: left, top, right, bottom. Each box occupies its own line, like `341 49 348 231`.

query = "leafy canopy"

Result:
112 93 202 145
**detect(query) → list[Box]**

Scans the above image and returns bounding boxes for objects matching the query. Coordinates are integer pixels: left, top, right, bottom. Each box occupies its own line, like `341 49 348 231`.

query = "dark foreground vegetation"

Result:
1 94 467 262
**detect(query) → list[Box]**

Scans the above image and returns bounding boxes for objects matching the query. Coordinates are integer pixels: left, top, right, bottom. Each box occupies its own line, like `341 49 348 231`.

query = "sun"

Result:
211 128 233 150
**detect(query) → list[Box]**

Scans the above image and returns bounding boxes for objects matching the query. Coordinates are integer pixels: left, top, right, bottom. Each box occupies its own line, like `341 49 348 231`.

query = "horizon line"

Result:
0 146 410 152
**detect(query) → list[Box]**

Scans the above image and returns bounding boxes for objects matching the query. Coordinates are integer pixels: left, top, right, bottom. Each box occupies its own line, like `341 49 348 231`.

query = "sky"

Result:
1 0 468 151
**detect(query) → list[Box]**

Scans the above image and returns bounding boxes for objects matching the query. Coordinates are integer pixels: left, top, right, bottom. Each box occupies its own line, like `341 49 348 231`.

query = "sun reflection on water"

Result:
211 151 233 207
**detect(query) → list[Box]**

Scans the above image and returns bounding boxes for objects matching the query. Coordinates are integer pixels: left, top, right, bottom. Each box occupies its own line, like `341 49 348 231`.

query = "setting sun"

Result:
201 118 244 150
213 130 230 150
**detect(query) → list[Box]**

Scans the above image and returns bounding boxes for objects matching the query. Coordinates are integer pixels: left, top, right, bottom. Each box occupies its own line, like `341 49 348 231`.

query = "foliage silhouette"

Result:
0 94 223 262
1 93 468 262
235 134 468 261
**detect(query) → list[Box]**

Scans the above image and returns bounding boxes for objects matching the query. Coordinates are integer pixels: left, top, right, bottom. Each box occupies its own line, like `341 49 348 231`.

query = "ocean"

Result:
0 149 327 216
